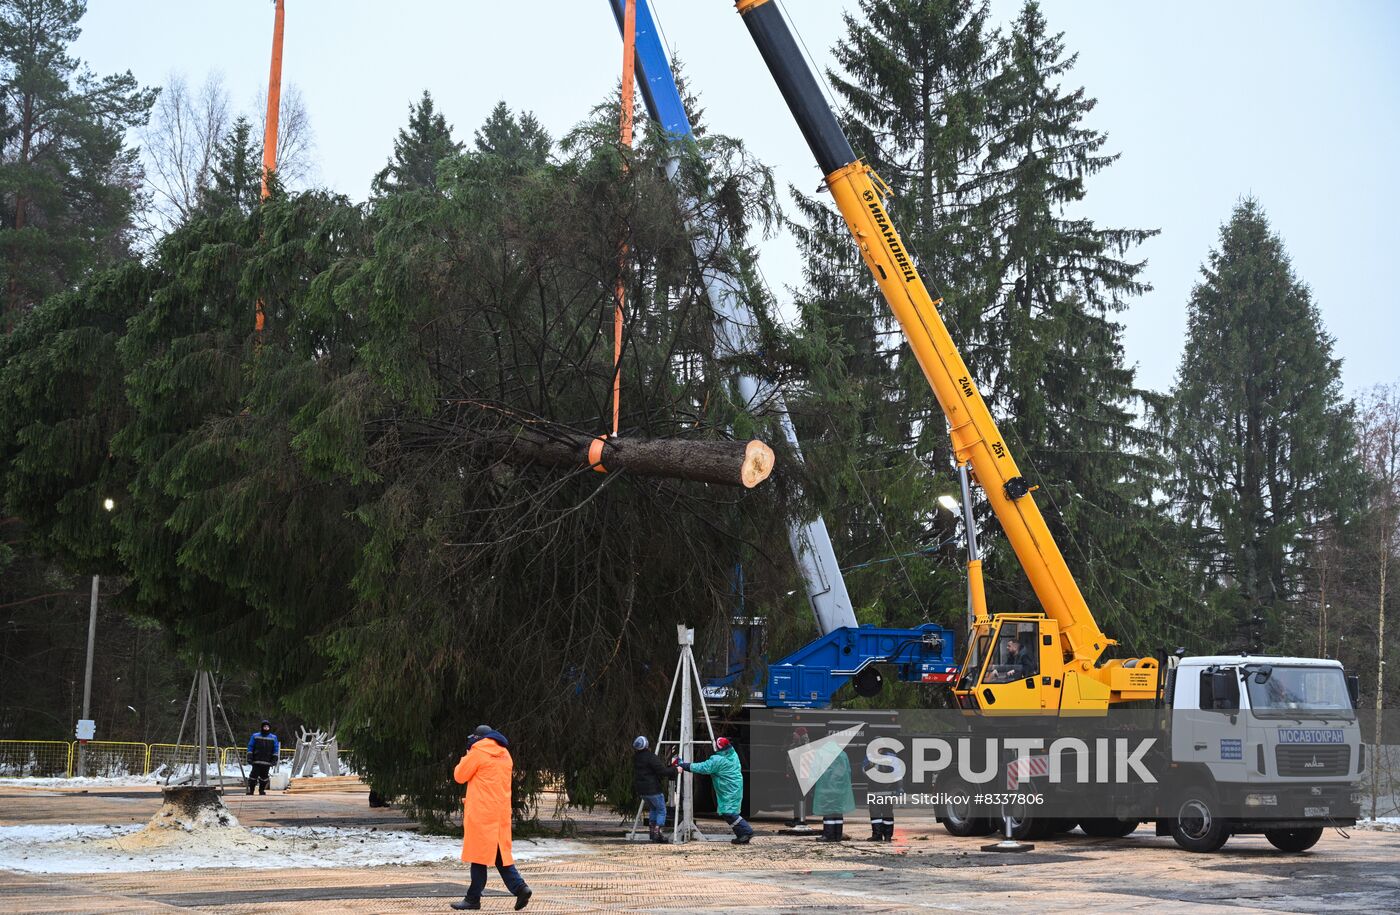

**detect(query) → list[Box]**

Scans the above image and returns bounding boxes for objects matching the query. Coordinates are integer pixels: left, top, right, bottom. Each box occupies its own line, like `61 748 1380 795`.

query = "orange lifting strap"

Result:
595 0 637 471
255 0 286 335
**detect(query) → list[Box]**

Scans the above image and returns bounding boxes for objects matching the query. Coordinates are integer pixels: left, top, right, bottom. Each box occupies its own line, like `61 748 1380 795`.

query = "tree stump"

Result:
155 785 238 830
96 785 251 852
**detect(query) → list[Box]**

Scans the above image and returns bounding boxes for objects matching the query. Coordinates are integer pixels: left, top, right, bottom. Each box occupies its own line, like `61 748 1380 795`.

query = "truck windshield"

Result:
1246 666 1353 719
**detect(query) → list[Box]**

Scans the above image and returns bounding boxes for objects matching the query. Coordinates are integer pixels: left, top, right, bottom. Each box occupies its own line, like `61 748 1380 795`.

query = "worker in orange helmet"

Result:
450 725 532 911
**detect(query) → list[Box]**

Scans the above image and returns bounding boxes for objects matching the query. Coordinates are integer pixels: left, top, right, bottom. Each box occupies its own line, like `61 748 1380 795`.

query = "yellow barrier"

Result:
74 740 148 779
0 739 357 780
0 739 74 778
147 743 222 778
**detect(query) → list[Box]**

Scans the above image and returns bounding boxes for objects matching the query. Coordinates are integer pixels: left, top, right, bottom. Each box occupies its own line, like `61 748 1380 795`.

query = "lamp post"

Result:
939 467 984 634
76 496 115 777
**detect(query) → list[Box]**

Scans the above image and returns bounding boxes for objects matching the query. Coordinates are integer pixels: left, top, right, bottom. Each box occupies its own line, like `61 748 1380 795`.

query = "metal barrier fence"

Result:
72 740 147 779
0 740 73 778
0 740 354 779
149 743 225 777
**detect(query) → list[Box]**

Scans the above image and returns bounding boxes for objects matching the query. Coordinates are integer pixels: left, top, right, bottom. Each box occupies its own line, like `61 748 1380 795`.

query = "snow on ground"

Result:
1 775 166 789
1357 817 1400 831
1 769 347 789
0 824 585 874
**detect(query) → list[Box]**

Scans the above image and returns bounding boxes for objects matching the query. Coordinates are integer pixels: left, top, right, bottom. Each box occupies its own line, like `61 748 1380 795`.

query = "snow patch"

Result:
1 775 165 789
0 824 585 873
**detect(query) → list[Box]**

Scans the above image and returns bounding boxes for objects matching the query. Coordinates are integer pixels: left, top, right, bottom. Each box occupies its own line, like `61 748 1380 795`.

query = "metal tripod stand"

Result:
165 665 245 788
628 625 717 843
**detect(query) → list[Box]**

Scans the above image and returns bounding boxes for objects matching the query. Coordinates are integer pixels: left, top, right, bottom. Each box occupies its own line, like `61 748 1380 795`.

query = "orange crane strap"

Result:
611 0 636 438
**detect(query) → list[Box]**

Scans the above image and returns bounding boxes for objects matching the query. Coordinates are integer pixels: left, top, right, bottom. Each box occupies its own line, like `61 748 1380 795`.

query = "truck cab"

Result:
1164 655 1363 851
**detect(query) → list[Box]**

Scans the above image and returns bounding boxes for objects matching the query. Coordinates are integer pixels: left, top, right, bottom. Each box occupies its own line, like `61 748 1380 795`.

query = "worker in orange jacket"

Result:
451 725 532 911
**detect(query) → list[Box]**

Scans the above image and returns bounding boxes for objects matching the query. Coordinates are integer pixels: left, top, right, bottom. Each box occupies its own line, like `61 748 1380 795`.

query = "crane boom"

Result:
733 0 1156 710
609 0 857 635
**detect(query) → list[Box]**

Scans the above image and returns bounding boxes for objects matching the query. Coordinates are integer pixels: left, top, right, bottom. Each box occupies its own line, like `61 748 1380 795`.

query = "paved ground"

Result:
2 781 1397 913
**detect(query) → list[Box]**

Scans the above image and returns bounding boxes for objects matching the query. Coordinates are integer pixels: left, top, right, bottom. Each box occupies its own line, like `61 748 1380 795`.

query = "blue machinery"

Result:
607 0 958 708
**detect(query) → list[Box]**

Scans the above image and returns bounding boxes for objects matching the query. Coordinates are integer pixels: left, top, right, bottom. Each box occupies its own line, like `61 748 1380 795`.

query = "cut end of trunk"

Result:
741 439 776 488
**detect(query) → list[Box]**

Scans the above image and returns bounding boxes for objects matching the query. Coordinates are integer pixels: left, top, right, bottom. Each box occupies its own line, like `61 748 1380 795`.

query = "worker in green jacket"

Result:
811 745 855 842
675 737 753 845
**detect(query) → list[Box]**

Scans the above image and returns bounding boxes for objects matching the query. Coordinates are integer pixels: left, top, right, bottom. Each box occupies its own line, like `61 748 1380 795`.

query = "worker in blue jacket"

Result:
246 719 280 795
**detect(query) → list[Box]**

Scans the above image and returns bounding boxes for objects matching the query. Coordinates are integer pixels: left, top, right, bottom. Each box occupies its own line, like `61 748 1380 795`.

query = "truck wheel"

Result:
1079 817 1139 838
1265 827 1323 852
1170 787 1230 853
940 789 992 837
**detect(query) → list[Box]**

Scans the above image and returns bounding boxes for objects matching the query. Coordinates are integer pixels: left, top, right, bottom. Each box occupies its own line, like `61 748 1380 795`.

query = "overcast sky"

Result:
75 1 1399 396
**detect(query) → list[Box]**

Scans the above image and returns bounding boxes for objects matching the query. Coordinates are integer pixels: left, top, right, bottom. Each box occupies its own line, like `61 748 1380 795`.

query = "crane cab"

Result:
953 614 1057 712
952 614 1161 713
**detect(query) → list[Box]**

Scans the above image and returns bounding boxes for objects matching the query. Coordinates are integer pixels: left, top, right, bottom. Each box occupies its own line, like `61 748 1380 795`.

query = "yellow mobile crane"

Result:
733 0 1158 713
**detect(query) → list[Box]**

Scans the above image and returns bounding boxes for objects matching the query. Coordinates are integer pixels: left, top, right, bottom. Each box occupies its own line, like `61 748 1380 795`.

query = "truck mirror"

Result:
1347 674 1360 707
1207 668 1238 712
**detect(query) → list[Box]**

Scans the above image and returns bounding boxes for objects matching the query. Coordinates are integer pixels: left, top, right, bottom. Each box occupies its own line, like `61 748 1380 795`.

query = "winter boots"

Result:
450 886 530 911
648 824 669 844
868 818 896 841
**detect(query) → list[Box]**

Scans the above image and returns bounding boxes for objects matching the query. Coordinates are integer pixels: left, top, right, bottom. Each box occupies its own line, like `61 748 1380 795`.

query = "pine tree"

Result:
786 1 1184 647
970 0 1178 650
371 90 462 196
1170 198 1360 651
0 106 789 818
198 116 262 214
828 0 997 302
0 0 156 326
785 0 1000 630
472 100 551 168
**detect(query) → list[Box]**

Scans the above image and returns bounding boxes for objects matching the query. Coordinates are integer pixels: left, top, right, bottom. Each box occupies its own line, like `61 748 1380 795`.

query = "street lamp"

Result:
940 471 984 634
77 496 116 776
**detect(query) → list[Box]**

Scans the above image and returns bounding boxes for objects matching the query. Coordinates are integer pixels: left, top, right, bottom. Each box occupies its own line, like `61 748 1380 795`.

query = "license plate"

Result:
1304 806 1329 818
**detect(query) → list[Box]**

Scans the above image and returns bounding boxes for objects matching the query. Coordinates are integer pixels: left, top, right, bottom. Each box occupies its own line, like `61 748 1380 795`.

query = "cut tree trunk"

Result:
485 430 775 488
